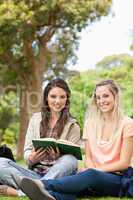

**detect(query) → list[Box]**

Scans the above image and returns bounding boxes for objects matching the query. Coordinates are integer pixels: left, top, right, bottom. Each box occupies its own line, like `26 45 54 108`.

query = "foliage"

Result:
0 92 19 145
69 55 133 131
3 122 19 145
0 0 113 87
0 0 112 158
0 0 112 60
96 54 133 117
96 54 133 69
69 70 99 130
1 54 133 144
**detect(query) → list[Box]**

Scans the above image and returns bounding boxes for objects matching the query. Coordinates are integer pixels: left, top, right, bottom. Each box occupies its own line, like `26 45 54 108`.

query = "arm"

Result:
97 136 133 172
46 121 81 160
24 113 46 165
84 140 96 169
24 115 36 163
78 140 95 172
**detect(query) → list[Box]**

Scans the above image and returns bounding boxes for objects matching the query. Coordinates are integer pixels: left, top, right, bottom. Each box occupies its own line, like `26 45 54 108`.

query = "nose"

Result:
98 97 105 104
55 97 60 103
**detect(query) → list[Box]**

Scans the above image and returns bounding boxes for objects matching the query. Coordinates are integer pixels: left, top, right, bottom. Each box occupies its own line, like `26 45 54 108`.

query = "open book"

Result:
32 138 82 160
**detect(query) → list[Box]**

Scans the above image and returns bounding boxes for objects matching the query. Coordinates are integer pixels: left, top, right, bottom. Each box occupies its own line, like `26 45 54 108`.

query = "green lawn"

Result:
0 161 132 200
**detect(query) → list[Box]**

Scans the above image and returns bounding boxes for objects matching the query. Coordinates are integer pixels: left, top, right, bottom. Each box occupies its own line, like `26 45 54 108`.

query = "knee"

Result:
85 168 105 186
86 168 99 174
59 155 78 167
86 168 103 177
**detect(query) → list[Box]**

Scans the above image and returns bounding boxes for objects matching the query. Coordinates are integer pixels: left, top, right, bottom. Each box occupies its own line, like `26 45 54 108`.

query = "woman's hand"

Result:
28 148 47 165
46 146 60 161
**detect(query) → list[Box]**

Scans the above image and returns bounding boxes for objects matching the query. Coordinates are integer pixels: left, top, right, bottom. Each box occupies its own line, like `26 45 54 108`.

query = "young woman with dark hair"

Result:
0 78 81 197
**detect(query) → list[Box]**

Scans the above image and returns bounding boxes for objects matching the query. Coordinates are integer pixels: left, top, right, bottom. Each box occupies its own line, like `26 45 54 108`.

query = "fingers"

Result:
29 146 60 164
46 146 55 154
36 147 46 154
55 147 60 154
29 148 46 164
45 146 60 160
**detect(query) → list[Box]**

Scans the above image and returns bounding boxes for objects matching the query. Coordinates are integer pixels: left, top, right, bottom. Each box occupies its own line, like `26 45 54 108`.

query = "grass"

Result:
0 160 132 200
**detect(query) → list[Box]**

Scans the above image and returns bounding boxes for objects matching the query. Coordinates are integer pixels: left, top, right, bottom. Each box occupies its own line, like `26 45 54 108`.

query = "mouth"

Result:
54 105 62 109
99 104 109 109
100 102 109 106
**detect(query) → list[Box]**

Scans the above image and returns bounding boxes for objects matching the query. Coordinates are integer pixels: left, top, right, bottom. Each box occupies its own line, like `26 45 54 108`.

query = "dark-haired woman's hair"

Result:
40 78 71 138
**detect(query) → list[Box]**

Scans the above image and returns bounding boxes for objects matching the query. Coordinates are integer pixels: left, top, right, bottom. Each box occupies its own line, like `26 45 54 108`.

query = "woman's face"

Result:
95 85 115 113
47 87 67 113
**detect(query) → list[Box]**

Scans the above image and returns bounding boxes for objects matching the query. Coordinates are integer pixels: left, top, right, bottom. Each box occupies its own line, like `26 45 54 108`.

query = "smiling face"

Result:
95 85 115 113
47 87 67 114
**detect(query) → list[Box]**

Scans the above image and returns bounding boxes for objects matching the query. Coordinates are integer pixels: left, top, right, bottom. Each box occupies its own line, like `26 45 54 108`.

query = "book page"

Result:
57 139 80 147
33 138 56 142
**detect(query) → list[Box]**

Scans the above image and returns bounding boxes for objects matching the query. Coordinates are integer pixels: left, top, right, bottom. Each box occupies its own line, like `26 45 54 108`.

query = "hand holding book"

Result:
32 138 82 160
45 146 60 160
29 148 47 165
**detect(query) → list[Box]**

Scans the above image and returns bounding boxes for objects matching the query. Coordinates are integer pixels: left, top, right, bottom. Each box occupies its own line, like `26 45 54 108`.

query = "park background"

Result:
0 0 133 199
0 0 133 158
0 1 133 199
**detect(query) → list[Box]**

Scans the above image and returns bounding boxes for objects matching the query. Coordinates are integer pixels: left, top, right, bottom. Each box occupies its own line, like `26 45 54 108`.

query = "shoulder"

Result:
30 112 42 122
62 117 81 143
65 117 81 134
67 116 80 127
123 116 133 126
122 116 133 138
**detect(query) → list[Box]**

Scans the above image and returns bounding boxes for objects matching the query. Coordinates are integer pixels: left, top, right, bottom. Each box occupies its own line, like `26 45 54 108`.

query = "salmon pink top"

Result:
83 116 133 168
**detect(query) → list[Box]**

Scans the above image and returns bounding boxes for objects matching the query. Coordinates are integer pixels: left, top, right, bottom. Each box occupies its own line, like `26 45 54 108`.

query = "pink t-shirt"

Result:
83 116 133 168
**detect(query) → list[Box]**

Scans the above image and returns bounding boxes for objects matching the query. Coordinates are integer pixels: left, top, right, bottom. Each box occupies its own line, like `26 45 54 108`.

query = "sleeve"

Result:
24 113 40 163
67 123 81 145
123 118 133 138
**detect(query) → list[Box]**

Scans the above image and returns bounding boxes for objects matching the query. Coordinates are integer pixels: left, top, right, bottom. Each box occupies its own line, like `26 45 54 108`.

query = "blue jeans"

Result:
0 155 77 196
43 169 122 200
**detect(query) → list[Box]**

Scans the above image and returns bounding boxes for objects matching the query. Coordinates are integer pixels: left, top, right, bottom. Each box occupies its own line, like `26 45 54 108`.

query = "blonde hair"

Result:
85 80 123 141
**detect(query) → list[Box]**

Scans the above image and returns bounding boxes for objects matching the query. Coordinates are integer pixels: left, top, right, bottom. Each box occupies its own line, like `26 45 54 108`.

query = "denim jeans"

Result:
0 155 77 196
43 169 122 200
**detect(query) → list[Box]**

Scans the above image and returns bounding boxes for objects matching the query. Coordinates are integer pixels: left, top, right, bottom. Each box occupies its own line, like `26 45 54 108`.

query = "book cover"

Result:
32 138 82 160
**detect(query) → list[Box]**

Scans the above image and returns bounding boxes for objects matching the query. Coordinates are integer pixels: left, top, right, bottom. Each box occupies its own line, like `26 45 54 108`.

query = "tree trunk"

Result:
16 45 45 159
16 83 43 159
16 88 29 159
0 130 3 145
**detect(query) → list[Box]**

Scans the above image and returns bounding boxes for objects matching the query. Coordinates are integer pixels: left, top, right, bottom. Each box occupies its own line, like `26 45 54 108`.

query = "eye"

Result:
95 94 109 100
50 95 56 98
96 96 100 100
103 94 109 98
60 95 66 99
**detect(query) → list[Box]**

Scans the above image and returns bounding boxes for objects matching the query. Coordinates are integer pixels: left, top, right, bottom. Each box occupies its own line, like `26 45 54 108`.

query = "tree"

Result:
96 54 133 117
69 58 133 130
0 92 18 144
0 0 112 158
96 54 133 69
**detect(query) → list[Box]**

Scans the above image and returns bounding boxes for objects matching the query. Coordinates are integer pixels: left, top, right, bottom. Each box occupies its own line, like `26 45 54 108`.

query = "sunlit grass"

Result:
0 160 132 200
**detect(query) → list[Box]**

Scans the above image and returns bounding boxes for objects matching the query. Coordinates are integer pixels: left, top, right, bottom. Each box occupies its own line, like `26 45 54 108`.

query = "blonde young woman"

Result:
15 79 133 200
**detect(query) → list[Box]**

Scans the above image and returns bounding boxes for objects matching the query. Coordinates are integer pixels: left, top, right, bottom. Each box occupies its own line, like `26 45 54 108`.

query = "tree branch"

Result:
1 51 31 87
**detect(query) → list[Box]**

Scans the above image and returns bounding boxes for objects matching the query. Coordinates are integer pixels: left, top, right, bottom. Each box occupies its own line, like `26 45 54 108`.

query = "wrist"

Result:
28 158 35 167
